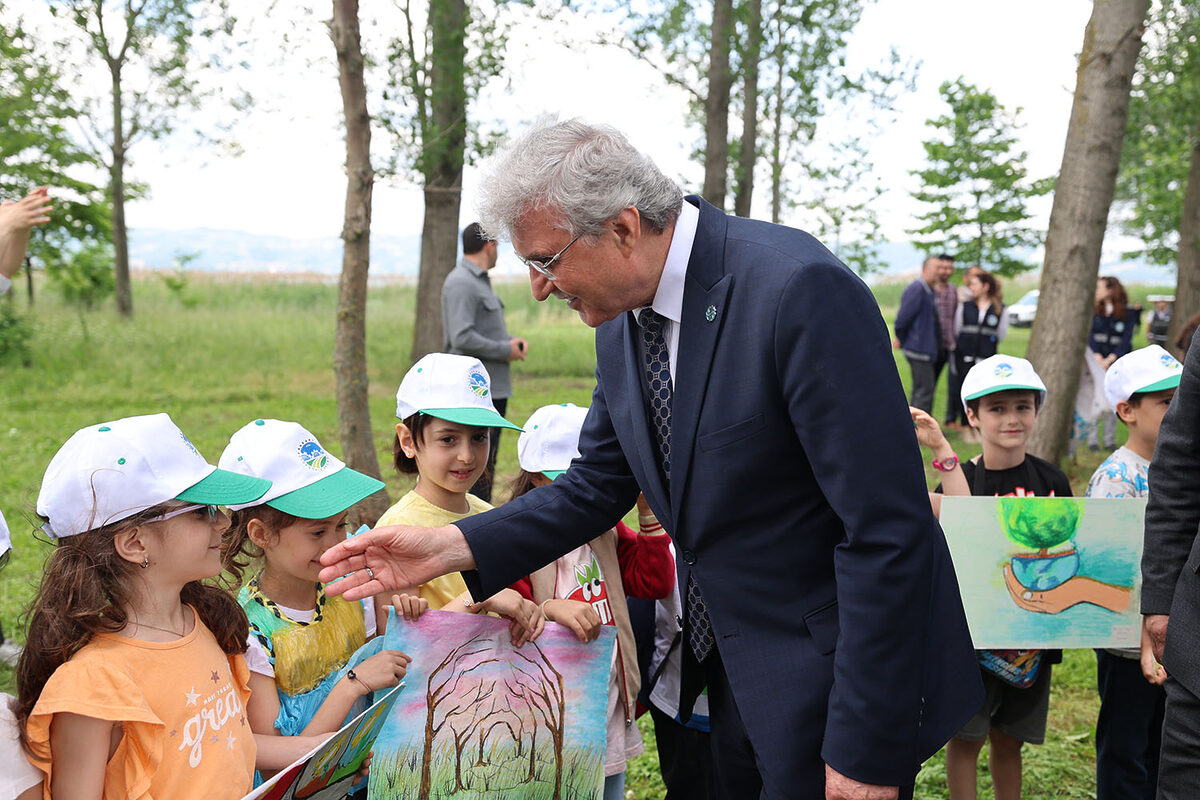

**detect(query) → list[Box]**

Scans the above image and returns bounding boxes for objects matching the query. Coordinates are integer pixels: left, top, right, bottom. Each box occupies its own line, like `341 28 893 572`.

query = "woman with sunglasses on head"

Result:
15 414 333 800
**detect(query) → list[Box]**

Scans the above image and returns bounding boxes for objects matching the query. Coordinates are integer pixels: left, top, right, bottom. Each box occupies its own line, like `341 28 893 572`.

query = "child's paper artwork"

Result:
940 496 1146 649
368 608 615 800
242 683 404 800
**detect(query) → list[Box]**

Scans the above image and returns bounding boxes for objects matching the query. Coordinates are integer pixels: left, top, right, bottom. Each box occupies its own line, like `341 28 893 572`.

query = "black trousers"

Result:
469 397 506 503
650 705 716 800
908 349 949 416
1095 650 1165 800
1157 676 1200 799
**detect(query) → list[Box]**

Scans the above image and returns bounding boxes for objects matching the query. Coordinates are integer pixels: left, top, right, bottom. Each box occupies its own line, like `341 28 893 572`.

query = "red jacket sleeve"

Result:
509 577 534 601
615 520 675 600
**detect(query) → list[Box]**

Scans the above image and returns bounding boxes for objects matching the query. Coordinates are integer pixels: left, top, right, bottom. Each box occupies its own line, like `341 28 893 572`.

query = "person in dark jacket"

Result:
949 270 1008 431
893 255 954 414
1088 276 1136 450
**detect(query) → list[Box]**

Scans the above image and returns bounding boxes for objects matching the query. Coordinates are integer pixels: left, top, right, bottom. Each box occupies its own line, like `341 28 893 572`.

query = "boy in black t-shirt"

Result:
920 355 1070 800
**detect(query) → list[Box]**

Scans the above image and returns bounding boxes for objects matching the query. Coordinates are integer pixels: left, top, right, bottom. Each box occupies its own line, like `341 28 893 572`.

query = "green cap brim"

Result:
420 407 523 432
267 467 386 519
963 383 1045 402
177 468 271 506
543 470 567 481
1134 374 1182 396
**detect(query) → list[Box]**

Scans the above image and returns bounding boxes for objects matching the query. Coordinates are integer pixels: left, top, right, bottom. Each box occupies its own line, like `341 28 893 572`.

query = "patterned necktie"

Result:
639 309 713 662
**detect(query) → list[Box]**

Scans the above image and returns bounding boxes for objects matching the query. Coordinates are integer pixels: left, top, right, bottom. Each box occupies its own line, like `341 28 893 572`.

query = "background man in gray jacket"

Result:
441 221 528 501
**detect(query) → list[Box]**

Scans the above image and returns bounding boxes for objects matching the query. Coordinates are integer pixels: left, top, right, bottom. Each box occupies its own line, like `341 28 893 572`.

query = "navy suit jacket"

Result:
459 198 981 791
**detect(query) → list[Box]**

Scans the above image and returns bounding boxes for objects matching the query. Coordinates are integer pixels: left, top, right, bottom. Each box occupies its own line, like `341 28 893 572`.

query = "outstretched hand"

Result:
318 524 474 602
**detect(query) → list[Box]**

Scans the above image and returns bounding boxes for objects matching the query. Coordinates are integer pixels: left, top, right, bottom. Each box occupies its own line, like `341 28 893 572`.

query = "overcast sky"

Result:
21 0 1097 252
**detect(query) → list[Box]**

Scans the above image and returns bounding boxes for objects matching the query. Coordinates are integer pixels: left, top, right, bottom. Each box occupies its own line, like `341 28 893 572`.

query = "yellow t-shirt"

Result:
25 610 255 800
375 490 492 609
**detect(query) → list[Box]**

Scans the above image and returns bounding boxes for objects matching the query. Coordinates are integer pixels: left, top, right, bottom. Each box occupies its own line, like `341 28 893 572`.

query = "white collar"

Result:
636 199 697 326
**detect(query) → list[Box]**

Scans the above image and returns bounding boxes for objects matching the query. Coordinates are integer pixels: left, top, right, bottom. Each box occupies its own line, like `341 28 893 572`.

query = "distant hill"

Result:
129 227 1178 285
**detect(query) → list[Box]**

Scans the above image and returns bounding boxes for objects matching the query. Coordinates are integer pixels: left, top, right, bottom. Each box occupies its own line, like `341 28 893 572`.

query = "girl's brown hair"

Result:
221 504 303 587
507 469 540 503
15 504 249 750
1096 276 1128 320
392 412 434 475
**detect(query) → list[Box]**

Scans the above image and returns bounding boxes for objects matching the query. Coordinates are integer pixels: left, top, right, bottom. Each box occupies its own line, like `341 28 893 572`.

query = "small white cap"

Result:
1147 295 1175 303
37 413 270 539
219 419 384 517
1104 345 1183 411
518 404 590 479
395 353 521 431
961 355 1047 411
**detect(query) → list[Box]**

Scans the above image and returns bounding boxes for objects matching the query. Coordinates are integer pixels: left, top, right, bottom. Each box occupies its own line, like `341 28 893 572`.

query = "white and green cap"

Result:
219 419 385 517
1104 345 1182 411
37 413 271 539
395 353 522 431
518 403 589 480
961 355 1047 411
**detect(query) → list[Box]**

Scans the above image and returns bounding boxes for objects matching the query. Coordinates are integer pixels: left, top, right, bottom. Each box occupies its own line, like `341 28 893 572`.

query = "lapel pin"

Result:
705 305 717 322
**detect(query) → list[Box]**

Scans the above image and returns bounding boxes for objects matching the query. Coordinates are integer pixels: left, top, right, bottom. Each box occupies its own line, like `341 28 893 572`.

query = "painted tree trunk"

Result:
331 0 390 526
1025 0 1148 462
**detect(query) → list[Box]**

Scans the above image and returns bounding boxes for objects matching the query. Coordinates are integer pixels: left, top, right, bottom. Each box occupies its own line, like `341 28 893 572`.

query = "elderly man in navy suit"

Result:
321 119 981 800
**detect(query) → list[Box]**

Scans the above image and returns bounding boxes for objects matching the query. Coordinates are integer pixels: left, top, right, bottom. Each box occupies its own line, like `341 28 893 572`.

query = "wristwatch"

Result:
931 453 960 472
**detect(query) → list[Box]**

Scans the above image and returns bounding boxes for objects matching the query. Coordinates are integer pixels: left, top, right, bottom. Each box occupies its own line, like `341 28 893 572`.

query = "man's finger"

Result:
320 534 372 566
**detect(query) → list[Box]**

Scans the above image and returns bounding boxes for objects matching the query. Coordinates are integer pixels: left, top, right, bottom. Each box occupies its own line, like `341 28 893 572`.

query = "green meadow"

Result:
0 273 1174 798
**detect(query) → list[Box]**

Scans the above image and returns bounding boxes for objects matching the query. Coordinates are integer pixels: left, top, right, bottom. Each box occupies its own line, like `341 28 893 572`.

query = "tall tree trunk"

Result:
1169 132 1200 354
332 0 390 525
769 6 784 223
1025 0 1148 463
109 61 132 317
410 0 468 362
733 0 761 218
703 0 734 208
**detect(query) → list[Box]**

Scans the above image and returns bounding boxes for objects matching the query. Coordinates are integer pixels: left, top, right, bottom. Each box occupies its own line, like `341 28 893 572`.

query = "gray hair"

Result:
477 117 683 241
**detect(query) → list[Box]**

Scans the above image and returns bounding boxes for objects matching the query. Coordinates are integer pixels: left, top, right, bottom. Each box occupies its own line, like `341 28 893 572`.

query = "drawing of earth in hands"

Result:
997 497 1132 614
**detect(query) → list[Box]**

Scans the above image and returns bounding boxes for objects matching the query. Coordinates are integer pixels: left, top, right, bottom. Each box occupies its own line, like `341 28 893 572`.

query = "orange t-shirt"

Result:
25 610 255 800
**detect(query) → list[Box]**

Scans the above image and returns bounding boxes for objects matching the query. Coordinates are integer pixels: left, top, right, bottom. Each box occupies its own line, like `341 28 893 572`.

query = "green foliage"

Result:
0 16 111 269
803 137 887 275
1114 0 1200 267
48 241 116 311
909 78 1052 276
159 252 199 308
379 0 509 182
997 497 1084 551
0 302 32 366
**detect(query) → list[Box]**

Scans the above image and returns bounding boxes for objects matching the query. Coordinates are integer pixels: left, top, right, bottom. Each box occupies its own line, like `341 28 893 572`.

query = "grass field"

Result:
0 272 1176 797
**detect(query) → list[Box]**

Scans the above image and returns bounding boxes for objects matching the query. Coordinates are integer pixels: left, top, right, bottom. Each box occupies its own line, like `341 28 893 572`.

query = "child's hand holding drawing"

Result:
392 592 429 621
541 599 604 642
471 588 545 647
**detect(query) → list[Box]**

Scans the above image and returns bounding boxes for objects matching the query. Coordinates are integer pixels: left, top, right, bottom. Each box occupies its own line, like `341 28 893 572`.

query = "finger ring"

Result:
365 567 375 581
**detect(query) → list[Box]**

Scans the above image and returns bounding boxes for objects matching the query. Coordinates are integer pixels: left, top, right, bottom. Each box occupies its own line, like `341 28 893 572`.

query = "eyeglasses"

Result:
517 232 584 281
147 504 220 524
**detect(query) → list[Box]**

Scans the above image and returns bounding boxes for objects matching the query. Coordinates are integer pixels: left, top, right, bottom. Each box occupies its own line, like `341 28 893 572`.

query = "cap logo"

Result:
469 371 490 398
298 439 329 470
993 362 1014 378
179 432 201 457
1162 353 1181 370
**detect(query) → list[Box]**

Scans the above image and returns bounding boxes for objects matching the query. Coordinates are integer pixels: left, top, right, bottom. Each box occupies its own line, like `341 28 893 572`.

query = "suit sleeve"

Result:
1143 332 1200 615
775 260 945 785
442 283 512 363
458 369 642 599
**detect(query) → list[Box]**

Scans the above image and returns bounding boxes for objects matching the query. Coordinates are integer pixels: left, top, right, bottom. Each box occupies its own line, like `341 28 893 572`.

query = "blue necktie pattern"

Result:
639 309 713 662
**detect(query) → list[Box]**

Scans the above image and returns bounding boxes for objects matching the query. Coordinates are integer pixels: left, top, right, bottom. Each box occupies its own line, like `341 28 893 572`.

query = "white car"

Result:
1007 290 1039 327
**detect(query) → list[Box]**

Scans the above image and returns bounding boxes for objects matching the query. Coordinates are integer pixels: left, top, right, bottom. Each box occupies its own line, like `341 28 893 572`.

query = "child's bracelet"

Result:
346 668 372 695
540 599 553 617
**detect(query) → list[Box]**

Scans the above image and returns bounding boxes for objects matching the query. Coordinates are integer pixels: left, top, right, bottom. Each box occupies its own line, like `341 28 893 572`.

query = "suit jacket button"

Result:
682 550 696 565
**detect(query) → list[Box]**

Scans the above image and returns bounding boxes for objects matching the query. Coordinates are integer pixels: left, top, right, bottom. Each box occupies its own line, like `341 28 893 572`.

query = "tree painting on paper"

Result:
368 610 612 800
